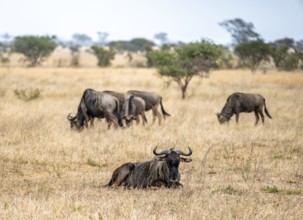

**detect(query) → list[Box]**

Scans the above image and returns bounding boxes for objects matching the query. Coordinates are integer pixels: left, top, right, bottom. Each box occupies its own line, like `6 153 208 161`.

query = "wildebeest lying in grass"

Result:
67 88 123 130
216 92 272 125
104 147 192 189
127 90 170 125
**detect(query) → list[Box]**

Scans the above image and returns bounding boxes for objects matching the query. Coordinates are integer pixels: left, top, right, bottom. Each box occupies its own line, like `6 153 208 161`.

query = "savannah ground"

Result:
0 67 302 219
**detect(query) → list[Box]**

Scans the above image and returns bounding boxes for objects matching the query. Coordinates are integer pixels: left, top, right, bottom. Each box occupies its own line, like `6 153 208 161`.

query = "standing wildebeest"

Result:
216 92 272 125
123 94 147 126
103 90 146 126
127 90 170 125
105 147 192 188
67 88 123 130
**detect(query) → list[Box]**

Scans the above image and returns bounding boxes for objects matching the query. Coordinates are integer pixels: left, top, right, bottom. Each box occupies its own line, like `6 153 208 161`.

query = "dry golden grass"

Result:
0 67 303 219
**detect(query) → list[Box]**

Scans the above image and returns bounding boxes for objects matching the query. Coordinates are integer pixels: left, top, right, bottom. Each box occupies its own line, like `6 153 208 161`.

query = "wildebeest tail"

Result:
115 99 123 126
160 97 171 119
264 100 272 119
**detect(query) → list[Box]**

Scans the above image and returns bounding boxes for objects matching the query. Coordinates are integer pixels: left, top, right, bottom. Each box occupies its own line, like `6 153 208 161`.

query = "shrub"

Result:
264 186 279 193
14 88 42 101
91 46 115 67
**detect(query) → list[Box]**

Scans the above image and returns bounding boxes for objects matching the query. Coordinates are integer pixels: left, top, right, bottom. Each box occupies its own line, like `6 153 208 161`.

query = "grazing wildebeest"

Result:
67 88 123 130
127 90 170 125
102 90 125 110
216 92 272 125
123 94 147 126
105 147 192 189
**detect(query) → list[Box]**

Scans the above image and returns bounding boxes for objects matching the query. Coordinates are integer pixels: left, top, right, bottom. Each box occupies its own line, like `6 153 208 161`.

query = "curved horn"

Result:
67 113 76 121
153 146 171 156
175 147 192 156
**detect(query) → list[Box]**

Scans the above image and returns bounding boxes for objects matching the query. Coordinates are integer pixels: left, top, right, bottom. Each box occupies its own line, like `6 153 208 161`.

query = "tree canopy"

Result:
91 46 115 67
149 41 222 99
219 18 260 45
270 38 303 71
13 36 57 67
108 38 154 52
234 40 272 73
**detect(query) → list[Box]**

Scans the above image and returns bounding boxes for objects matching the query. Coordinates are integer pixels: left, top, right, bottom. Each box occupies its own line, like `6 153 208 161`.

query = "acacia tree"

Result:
13 36 56 67
234 40 272 73
219 18 260 45
148 41 222 99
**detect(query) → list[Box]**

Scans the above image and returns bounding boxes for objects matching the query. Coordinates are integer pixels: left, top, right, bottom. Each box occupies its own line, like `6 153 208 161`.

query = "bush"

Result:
14 88 42 101
91 46 115 67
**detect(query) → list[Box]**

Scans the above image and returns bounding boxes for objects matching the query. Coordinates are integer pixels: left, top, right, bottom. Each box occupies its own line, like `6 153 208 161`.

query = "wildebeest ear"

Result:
180 157 192 163
216 112 220 117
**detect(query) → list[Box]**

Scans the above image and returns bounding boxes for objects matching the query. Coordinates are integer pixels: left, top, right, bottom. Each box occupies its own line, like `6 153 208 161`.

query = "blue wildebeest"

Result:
103 90 147 126
216 92 272 125
123 94 147 126
127 90 171 125
105 147 192 188
67 88 123 130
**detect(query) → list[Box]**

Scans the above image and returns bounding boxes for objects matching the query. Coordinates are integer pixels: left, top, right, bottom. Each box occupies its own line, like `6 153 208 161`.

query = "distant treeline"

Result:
0 18 302 72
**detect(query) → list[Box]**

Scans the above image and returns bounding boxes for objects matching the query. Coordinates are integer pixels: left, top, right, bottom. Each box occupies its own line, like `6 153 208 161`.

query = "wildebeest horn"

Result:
153 146 171 156
67 113 76 121
175 147 192 156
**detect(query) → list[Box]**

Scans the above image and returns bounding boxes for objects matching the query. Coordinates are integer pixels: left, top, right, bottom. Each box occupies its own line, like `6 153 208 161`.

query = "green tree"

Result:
149 41 222 99
13 36 56 67
219 18 260 45
109 38 154 52
270 38 302 71
91 46 115 67
234 40 272 73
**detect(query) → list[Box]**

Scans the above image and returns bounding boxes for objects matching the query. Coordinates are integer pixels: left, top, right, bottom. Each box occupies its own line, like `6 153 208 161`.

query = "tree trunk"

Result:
181 83 188 99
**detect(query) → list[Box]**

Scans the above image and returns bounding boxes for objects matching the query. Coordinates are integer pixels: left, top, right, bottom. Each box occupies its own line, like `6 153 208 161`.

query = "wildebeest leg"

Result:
104 112 112 129
171 182 183 189
104 111 119 129
152 107 157 124
89 117 94 127
104 163 135 188
135 115 140 125
141 112 147 125
235 113 240 123
259 108 265 124
254 110 260 125
157 110 162 125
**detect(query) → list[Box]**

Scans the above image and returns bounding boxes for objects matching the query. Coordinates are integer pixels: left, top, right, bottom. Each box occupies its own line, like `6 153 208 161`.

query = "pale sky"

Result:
1 0 302 44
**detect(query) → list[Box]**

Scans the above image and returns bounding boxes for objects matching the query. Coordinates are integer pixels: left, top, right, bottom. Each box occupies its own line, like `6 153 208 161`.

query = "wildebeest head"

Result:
153 146 192 183
216 113 229 124
67 113 84 130
122 95 137 126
